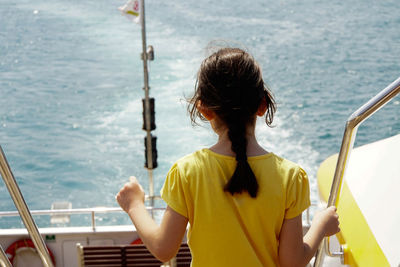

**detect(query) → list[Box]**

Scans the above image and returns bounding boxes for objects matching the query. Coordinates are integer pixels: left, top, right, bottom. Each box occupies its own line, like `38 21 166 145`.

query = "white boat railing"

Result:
313 76 400 267
0 203 313 232
0 204 164 233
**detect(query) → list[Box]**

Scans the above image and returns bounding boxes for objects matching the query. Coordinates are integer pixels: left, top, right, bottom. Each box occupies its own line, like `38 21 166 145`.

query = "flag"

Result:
118 0 141 24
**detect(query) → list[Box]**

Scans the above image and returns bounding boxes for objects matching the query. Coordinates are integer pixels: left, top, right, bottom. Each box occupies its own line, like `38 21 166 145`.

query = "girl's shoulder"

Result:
245 151 305 173
251 152 308 184
168 149 210 171
174 149 209 163
172 149 225 169
272 154 309 187
275 154 304 170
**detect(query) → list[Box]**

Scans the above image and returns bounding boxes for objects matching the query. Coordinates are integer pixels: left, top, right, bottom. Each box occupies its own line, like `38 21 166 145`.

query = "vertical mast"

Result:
140 0 156 216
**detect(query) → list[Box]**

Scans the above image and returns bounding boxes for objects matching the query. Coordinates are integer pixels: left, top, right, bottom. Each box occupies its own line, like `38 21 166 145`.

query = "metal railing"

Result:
313 76 400 266
1 204 313 231
0 204 164 232
0 146 55 267
0 244 12 267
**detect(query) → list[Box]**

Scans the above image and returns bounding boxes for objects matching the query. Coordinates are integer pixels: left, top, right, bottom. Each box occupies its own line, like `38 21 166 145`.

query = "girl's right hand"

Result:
116 176 145 213
313 206 340 237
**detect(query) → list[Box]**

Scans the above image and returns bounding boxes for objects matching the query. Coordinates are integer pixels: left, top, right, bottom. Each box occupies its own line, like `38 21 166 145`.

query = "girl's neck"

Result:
209 129 268 157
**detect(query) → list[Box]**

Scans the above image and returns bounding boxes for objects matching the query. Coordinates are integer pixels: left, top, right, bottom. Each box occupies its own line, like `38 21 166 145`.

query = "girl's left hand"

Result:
116 176 145 213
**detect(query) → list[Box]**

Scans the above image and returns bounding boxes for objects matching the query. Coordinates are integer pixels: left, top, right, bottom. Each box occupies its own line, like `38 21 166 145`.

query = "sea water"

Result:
0 0 399 228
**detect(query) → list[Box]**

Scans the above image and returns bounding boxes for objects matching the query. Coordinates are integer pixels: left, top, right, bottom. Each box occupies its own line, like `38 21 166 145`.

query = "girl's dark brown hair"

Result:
188 48 276 198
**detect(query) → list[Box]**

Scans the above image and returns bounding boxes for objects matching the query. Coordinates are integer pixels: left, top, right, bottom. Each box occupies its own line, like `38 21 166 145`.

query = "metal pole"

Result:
140 0 155 215
313 125 356 266
0 245 12 267
313 76 400 266
0 146 54 267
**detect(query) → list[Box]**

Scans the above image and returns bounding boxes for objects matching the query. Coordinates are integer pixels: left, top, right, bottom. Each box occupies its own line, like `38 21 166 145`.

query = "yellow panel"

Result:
317 154 337 203
317 155 389 266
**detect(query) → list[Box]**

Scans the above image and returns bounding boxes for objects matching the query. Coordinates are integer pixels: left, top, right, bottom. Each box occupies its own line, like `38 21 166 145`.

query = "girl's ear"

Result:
257 97 267 116
197 101 215 121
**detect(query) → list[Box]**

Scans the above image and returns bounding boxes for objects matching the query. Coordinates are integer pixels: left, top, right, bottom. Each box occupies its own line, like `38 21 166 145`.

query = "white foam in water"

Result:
97 99 143 128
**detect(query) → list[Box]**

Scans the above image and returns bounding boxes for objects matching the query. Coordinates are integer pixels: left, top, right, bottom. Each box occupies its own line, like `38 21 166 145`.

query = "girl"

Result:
116 47 340 266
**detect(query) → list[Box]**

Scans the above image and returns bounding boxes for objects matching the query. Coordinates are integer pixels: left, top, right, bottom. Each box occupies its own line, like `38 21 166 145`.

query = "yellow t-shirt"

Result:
161 149 310 266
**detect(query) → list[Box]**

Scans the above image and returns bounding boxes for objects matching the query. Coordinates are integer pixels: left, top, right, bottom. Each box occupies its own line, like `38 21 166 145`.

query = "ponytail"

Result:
223 113 259 198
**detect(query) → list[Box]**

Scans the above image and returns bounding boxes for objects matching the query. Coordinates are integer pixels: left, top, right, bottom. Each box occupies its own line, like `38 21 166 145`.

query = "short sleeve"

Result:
285 167 311 219
160 163 189 218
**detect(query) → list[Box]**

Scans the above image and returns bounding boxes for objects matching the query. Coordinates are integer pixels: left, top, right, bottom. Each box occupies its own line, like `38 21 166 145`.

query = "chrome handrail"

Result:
0 245 12 267
313 76 400 266
0 146 55 267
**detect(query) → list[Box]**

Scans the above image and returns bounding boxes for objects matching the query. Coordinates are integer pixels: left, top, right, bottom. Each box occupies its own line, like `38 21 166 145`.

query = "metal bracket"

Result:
147 45 154 61
140 45 154 61
325 236 344 259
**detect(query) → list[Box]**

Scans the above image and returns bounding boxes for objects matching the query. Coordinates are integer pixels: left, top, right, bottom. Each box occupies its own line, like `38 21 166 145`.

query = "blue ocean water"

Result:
0 0 399 228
